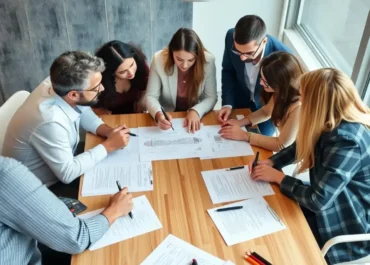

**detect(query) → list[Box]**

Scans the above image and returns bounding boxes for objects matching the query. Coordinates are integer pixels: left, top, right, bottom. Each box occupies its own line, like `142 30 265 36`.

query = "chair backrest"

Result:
0 91 30 153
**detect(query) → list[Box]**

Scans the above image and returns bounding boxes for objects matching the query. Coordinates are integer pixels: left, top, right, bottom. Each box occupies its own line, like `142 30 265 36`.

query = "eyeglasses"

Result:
231 40 263 62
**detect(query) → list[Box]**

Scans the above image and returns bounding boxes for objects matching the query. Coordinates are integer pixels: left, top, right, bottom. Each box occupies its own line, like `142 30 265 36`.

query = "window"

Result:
287 0 370 101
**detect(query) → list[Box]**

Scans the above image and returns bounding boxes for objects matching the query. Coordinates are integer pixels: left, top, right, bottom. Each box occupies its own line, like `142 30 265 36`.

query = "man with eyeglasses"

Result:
218 15 291 135
2 51 131 196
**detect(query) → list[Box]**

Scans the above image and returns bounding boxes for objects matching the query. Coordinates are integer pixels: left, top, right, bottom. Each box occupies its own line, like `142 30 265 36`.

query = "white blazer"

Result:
145 50 217 119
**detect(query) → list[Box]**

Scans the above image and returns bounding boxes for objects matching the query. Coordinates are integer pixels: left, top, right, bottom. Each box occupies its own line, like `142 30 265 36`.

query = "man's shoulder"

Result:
266 34 292 53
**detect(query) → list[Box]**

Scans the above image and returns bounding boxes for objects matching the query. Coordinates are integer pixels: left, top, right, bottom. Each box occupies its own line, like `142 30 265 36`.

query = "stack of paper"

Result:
201 166 274 204
141 234 234 265
78 195 162 250
208 197 286 246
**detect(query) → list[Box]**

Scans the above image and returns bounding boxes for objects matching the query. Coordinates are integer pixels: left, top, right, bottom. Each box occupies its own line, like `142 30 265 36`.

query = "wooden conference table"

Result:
71 109 327 265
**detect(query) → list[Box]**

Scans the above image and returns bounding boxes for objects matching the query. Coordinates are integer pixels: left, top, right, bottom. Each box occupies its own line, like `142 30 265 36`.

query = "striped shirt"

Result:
0 157 109 265
270 121 370 264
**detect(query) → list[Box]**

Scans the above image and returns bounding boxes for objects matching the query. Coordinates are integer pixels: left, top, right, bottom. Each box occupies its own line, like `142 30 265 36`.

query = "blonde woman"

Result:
219 52 304 152
145 28 217 133
249 68 370 264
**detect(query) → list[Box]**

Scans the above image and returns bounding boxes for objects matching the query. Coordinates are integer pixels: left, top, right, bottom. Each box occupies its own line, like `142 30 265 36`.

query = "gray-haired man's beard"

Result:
77 92 101 107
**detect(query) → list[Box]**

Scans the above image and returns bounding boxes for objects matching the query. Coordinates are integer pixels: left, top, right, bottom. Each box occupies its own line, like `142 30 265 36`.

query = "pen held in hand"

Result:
115 180 133 219
216 206 243 212
160 106 174 131
252 151 260 170
126 132 138 137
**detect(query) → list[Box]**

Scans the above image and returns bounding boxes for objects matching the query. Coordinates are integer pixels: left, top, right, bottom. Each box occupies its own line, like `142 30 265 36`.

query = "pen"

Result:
161 106 174 131
252 151 260 170
127 132 138 137
216 206 243 212
116 180 133 219
115 124 138 137
226 165 244 171
191 259 198 265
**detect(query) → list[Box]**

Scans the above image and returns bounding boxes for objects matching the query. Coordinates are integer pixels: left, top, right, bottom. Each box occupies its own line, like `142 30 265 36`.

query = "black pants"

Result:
39 243 71 265
301 206 324 248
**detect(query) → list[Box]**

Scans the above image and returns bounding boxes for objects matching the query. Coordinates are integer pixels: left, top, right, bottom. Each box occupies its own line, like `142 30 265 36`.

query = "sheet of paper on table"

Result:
140 234 235 265
208 197 286 246
201 166 274 204
138 118 212 161
199 125 254 159
78 195 162 250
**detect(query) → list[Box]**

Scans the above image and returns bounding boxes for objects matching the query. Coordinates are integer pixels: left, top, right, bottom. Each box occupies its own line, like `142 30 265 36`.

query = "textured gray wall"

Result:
0 0 193 105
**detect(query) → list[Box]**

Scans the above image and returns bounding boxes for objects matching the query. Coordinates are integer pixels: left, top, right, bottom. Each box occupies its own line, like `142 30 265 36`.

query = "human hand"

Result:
219 124 248 141
102 187 134 225
250 164 285 184
102 127 130 153
217 107 232 123
248 159 274 173
155 111 173 130
184 110 201 133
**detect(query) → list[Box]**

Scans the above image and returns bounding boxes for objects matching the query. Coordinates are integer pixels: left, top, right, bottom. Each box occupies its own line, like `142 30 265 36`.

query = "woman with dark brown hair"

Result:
145 28 217 132
219 51 305 152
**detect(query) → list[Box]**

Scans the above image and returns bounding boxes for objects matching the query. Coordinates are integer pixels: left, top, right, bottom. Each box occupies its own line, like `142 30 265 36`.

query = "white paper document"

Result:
82 161 153 196
141 234 234 265
138 119 212 161
78 195 162 250
201 166 274 204
208 197 286 246
200 125 254 159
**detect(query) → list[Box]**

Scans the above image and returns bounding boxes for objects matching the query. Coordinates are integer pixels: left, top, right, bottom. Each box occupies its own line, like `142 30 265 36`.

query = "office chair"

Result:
0 90 30 153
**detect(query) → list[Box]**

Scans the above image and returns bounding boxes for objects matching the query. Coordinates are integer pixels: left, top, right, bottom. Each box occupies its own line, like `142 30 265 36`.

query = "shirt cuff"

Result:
83 214 109 244
88 144 108 161
280 175 301 198
222 105 232 109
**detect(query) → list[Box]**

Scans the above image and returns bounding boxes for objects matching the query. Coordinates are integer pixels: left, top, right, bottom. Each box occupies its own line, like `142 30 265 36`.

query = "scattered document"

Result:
141 234 234 265
200 125 254 159
138 119 212 161
78 195 162 250
201 166 274 204
82 161 153 196
208 198 286 246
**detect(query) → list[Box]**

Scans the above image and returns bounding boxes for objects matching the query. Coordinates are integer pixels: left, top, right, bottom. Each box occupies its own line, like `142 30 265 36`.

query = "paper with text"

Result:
208 198 286 246
138 119 212 161
78 195 162 250
199 125 254 159
82 161 153 196
201 166 274 204
140 234 234 265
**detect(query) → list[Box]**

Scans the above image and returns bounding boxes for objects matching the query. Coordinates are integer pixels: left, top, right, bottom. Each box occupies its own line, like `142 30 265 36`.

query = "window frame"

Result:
285 0 370 104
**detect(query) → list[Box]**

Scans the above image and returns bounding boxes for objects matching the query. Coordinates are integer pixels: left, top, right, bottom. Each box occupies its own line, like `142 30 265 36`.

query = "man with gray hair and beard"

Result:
2 51 131 196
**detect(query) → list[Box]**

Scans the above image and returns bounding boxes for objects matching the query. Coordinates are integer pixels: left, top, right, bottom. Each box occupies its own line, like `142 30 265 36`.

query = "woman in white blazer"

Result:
145 28 217 132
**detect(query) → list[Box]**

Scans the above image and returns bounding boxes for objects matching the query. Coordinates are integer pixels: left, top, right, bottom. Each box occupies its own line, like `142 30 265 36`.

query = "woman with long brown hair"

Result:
145 28 217 132
250 68 370 264
219 51 304 152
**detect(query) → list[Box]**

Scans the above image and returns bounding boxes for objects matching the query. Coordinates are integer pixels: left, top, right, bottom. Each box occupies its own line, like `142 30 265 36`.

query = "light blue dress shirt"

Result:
0 156 109 265
2 77 107 186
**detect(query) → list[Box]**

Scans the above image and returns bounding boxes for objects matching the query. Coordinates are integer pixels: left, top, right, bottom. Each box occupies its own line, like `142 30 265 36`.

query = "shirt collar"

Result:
54 94 81 122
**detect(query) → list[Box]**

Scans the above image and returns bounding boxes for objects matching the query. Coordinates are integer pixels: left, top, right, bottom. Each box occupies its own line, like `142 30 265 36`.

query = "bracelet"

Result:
245 132 251 142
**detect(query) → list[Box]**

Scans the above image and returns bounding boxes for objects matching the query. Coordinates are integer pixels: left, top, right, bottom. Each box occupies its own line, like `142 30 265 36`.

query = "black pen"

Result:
216 206 243 212
252 151 260 170
226 166 244 171
127 132 138 137
116 180 133 219
191 259 198 265
160 106 174 131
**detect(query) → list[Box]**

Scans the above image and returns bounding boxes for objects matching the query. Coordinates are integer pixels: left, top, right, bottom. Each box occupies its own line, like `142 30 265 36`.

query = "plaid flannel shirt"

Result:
270 121 370 264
